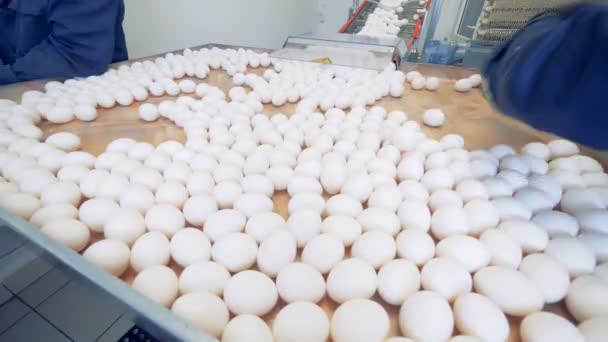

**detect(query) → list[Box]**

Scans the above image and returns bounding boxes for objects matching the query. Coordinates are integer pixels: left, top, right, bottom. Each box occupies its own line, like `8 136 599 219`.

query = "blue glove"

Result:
483 4 608 150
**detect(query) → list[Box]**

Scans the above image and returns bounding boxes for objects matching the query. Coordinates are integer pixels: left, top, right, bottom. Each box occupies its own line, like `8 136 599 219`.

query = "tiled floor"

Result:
0 227 136 342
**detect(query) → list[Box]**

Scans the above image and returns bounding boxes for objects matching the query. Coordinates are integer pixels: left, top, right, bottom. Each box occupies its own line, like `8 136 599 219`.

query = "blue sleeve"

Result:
483 4 608 150
0 0 123 85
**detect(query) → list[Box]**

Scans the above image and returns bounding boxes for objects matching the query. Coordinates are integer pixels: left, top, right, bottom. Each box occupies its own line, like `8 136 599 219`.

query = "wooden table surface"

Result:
0 51 602 341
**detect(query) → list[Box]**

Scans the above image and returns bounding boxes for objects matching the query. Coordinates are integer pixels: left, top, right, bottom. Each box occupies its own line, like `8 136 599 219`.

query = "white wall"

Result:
318 0 353 33
124 0 322 59
431 0 467 41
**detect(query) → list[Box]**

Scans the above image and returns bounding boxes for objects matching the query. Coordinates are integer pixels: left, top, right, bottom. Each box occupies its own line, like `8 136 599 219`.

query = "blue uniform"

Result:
483 4 608 150
0 0 127 85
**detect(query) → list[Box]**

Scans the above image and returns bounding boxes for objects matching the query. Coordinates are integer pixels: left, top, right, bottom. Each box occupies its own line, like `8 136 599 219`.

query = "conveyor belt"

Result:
341 1 426 42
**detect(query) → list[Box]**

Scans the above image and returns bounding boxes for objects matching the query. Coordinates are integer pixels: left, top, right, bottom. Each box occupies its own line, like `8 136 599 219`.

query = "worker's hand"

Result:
482 4 608 150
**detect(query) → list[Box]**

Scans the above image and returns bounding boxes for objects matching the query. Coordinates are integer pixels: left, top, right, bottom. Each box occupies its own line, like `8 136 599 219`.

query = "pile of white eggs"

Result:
0 45 607 342
358 0 410 39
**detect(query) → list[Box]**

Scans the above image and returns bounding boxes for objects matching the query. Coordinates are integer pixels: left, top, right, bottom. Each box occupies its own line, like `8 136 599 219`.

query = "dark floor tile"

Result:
0 298 30 335
37 280 124 342
0 286 11 306
0 311 71 342
2 254 55 293
19 265 72 308
0 245 39 284
0 227 25 259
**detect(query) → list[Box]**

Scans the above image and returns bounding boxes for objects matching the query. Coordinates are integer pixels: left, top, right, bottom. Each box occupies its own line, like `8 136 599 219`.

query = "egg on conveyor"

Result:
273 302 330 342
326 258 377 304
331 299 390 342
423 108 446 127
223 270 278 316
171 291 229 338
222 315 273 342
83 239 131 277
41 219 90 252
132 265 179 307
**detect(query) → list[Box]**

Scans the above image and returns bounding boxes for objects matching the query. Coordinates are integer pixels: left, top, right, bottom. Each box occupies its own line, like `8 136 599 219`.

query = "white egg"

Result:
181 194 217 227
544 237 596 277
519 253 570 304
242 174 274 197
179 261 230 296
132 265 178 307
0 191 42 220
326 258 377 303
368 185 402 212
83 239 130 276
399 291 454 342
178 79 196 93
273 302 330 342
421 257 472 301
245 212 286 243
331 299 389 342
473 266 544 316
213 181 243 209
548 139 579 158
119 184 155 214
454 78 473 92
301 233 345 274
79 198 120 234
578 316 608 342
45 132 81 152
223 270 278 316
320 215 362 246
74 105 97 121
566 275 608 322
144 204 185 237
171 291 229 338
479 229 522 269
492 197 532 221
47 106 75 123
276 262 326 304
29 204 78 227
425 77 440 90
453 293 509 342
468 74 482 87
436 235 491 272
233 192 273 218
170 228 211 267
41 219 90 252
530 210 579 238
351 231 396 269
431 205 469 239
212 232 257 273
204 209 246 242
341 173 374 202
520 312 584 342
410 77 426 90
429 189 463 211
325 194 362 217
423 108 445 127
222 315 273 342
266 165 294 191
497 220 548 254
138 103 160 122
255 229 297 277
40 181 81 206
377 259 420 305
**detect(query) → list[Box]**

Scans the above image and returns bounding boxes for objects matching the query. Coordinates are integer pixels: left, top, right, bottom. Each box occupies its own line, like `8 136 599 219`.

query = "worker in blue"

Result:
0 0 128 86
483 3 608 150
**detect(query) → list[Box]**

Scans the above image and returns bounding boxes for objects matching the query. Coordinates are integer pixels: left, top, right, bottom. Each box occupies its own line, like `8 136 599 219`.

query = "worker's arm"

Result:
0 0 125 85
483 4 608 149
